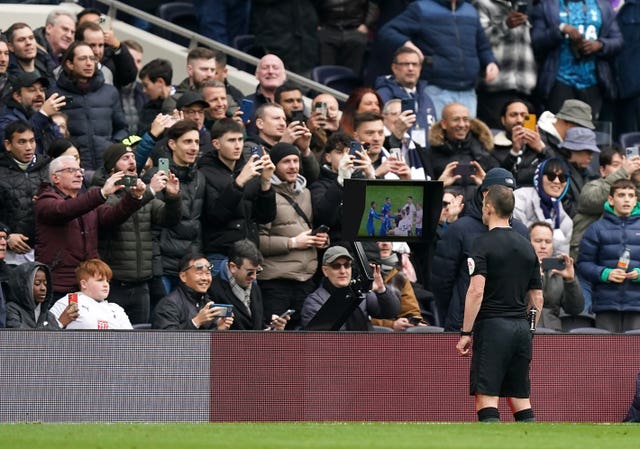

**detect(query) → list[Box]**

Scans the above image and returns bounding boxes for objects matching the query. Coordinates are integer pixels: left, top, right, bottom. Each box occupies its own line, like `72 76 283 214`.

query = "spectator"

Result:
4 22 55 82
91 143 182 324
537 99 595 156
491 99 550 187
50 112 70 139
50 259 132 329
432 167 528 331
199 118 276 275
378 0 498 117
0 72 63 154
33 9 76 67
211 50 244 106
0 36 9 99
193 0 250 46
529 221 584 331
513 158 573 255
428 102 496 200
615 0 640 135
176 47 217 95
274 82 305 123
315 0 378 76
52 41 128 171
307 92 341 157
556 127 601 218
375 46 437 143
353 112 411 180
209 239 289 331
578 179 640 332
5 261 62 329
438 189 465 234
119 40 147 135
258 143 329 329
0 121 50 265
243 54 287 128
300 245 400 330
201 80 242 131
46 137 79 161
340 87 383 136
138 59 176 131
370 241 426 331
144 120 205 296
152 252 233 330
571 147 640 260
311 131 375 242
472 0 537 128
34 155 146 297
530 0 623 118
0 222 10 326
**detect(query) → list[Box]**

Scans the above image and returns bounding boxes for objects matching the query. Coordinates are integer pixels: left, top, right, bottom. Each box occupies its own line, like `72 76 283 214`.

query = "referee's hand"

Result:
456 336 472 357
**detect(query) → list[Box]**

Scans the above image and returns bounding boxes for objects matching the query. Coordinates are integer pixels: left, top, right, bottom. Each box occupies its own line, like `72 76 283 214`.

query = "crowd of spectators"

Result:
1 0 640 334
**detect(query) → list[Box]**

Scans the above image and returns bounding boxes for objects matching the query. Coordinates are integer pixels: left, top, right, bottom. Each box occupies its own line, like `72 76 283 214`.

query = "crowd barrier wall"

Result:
1 331 638 423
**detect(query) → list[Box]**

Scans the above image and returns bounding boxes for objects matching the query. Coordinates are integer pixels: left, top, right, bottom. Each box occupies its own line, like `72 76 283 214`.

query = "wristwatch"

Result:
460 330 472 336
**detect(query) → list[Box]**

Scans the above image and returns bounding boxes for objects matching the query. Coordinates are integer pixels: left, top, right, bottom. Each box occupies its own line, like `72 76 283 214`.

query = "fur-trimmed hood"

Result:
429 118 494 151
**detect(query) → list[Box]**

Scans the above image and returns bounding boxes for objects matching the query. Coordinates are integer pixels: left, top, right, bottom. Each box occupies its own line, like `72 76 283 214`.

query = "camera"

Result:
116 174 138 187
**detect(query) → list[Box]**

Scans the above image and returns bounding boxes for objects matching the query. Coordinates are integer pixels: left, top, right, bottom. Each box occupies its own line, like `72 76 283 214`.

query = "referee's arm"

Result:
456 275 485 357
527 289 544 327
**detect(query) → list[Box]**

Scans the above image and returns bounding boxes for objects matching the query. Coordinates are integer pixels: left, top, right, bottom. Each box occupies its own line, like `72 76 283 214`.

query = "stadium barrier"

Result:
0 331 636 422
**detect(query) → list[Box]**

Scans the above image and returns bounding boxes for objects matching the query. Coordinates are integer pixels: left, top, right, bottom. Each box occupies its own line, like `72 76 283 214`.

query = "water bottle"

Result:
618 247 631 272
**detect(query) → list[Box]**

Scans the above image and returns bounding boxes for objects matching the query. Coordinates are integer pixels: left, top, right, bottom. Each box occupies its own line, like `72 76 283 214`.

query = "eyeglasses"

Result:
442 201 450 208
183 262 213 273
328 261 352 270
243 266 264 276
545 173 567 183
55 167 85 176
394 62 421 67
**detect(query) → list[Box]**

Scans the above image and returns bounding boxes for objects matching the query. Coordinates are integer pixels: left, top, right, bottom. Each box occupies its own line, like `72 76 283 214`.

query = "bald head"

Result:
256 54 286 92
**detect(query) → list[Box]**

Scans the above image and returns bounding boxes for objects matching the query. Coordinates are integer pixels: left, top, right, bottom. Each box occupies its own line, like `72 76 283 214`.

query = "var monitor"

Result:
342 179 443 242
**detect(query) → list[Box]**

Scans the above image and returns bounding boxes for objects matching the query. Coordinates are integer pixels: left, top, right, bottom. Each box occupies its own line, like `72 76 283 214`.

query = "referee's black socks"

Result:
477 407 500 422
513 408 536 422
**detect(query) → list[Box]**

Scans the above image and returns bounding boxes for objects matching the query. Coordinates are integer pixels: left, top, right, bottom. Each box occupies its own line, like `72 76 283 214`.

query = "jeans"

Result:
423 85 477 119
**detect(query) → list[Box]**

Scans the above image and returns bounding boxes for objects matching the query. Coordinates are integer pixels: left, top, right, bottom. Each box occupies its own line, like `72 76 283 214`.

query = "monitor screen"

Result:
342 179 443 242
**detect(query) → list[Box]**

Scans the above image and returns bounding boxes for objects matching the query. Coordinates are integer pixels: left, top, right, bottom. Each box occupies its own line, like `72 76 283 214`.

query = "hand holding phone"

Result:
541 257 566 272
290 109 306 125
239 99 253 124
452 163 476 177
523 114 537 131
626 147 640 158
311 225 330 236
349 141 362 159
210 303 234 317
158 157 170 176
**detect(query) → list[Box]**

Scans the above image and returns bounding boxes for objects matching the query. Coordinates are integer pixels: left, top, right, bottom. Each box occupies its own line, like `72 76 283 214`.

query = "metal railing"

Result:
96 0 349 101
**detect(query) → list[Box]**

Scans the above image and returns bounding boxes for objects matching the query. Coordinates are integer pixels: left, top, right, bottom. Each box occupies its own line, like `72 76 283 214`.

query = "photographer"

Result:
529 221 584 331
300 246 400 331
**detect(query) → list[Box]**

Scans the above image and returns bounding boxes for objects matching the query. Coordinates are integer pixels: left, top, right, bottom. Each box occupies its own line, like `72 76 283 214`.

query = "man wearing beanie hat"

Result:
432 167 529 331
89 142 181 323
257 141 329 329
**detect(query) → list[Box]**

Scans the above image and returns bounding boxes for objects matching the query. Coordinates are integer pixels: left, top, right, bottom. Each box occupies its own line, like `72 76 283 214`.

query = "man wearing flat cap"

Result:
300 245 400 331
258 142 329 329
432 167 530 331
0 71 64 154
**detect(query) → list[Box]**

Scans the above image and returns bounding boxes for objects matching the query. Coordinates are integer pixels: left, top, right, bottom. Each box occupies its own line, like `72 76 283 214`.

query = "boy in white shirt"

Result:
51 259 133 329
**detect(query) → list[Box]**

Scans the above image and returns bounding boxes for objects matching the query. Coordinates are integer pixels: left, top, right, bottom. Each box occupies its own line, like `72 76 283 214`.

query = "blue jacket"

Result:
0 99 62 155
615 0 640 99
530 0 623 100
378 0 496 91
431 187 529 331
374 76 438 131
578 203 640 313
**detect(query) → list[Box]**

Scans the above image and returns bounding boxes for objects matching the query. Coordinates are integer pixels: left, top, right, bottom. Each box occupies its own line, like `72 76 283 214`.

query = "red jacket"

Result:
34 185 142 293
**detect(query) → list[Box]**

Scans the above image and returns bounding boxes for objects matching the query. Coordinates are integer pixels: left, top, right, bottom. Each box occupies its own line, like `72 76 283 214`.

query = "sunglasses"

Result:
328 261 352 270
442 201 450 208
183 262 213 273
545 172 567 183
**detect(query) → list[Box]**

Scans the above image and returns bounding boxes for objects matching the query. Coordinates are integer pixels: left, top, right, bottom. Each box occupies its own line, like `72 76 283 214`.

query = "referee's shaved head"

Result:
484 185 514 218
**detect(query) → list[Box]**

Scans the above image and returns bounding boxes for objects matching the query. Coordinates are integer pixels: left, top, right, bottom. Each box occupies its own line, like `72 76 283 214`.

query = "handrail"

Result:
95 0 349 102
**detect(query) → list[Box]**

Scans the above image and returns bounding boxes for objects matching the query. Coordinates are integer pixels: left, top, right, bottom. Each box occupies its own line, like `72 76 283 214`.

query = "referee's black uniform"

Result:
467 227 542 419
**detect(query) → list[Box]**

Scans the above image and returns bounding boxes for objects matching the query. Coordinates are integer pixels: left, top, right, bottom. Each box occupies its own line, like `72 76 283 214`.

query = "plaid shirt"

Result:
473 0 537 94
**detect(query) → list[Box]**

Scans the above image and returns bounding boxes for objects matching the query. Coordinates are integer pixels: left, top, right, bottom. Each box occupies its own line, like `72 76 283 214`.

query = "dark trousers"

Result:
259 278 317 330
317 27 368 77
547 82 602 120
108 279 151 325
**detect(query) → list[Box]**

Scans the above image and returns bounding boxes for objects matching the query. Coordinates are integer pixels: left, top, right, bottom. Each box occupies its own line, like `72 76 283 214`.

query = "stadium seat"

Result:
405 326 444 333
311 65 361 95
230 34 262 73
561 311 596 332
625 329 640 335
534 327 559 334
132 323 152 330
371 325 395 332
569 327 613 334
155 2 198 47
620 132 640 149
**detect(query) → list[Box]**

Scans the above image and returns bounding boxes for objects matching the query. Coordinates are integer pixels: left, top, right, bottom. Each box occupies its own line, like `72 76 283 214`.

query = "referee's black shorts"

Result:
470 317 532 398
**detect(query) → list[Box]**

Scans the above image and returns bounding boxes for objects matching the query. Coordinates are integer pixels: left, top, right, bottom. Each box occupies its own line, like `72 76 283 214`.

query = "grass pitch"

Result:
0 422 639 449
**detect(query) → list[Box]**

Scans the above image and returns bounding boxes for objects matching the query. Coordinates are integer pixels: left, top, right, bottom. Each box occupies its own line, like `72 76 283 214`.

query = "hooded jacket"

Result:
431 186 529 331
578 202 640 312
5 262 59 329
374 76 438 131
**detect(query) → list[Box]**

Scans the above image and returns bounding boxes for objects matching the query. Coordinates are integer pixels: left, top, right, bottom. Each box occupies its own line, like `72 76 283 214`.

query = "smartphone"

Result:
523 114 537 131
115 174 138 186
311 225 330 236
453 163 476 177
68 293 78 305
210 303 234 317
314 102 327 119
250 145 263 158
290 109 306 124
279 309 295 319
626 147 640 158
407 316 422 326
349 140 362 159
389 147 403 161
64 96 74 106
239 99 253 124
158 157 170 176
515 1 528 13
401 98 413 113
98 14 112 32
541 257 566 271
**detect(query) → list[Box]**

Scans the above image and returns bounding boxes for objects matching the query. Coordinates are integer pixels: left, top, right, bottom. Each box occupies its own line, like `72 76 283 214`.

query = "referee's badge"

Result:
467 257 475 275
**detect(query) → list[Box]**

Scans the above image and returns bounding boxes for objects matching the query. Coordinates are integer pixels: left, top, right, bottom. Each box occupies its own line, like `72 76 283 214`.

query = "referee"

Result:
455 185 543 422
